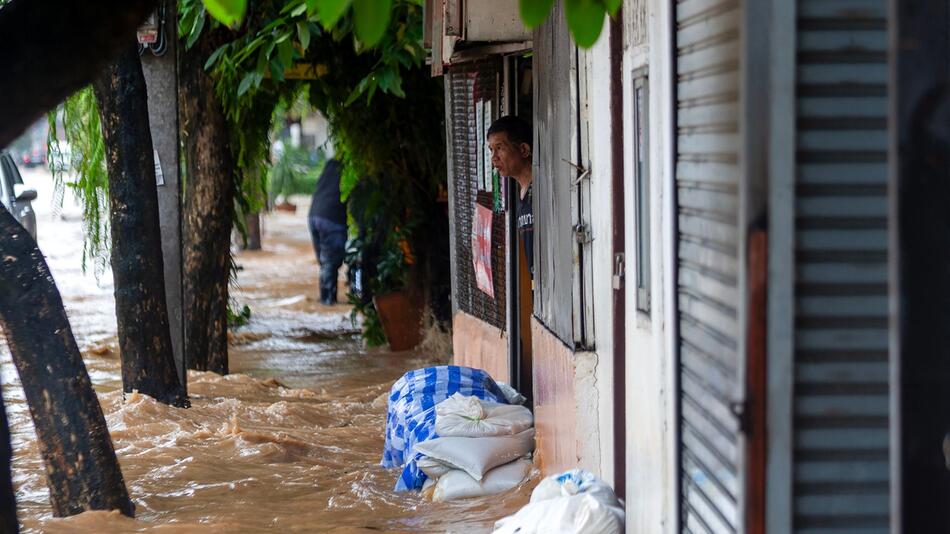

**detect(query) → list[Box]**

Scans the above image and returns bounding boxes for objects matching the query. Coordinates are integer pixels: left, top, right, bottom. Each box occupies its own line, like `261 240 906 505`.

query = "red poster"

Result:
472 204 494 298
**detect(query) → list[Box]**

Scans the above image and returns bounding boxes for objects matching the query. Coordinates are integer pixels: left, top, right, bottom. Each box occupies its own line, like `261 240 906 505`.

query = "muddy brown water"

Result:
2 186 534 533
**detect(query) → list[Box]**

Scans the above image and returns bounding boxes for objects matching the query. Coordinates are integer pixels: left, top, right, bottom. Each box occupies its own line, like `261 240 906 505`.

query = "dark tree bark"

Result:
0 389 18 534
243 212 262 250
92 43 188 407
180 27 236 375
0 205 134 518
0 0 156 147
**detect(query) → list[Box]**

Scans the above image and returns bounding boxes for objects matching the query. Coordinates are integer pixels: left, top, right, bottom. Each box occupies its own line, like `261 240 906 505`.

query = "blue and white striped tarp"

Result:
381 365 508 491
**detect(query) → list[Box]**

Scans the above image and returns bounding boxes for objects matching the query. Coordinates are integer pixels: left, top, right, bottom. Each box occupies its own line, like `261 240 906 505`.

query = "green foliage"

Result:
46 88 111 276
564 0 607 48
519 0 555 28
352 0 392 47
184 0 438 345
202 0 248 28
312 0 352 29
268 142 326 201
227 303 252 327
347 293 386 346
522 0 618 46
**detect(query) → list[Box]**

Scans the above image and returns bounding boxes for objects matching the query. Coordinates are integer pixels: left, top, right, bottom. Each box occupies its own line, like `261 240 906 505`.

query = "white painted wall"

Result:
621 0 676 531
572 25 618 482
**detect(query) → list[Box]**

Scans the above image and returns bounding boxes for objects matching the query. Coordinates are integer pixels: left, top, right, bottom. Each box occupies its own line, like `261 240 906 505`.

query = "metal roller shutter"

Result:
674 0 744 532
794 0 890 531
447 59 507 331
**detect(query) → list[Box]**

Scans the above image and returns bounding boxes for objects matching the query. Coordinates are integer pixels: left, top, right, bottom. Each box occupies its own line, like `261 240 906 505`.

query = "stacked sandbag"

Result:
413 392 535 502
492 469 625 534
380 366 511 492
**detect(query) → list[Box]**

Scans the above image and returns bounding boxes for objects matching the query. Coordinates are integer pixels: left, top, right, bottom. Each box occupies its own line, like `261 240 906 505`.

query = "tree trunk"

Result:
244 212 262 250
0 205 134 518
92 43 188 407
0 0 156 147
179 27 236 375
0 387 19 534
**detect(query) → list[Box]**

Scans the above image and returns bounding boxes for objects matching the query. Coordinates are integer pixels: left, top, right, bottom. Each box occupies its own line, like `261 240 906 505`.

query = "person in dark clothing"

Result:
308 159 348 304
487 116 534 278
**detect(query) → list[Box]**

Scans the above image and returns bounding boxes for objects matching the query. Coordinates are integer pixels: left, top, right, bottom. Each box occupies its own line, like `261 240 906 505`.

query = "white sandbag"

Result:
496 382 527 405
417 456 452 480
412 428 535 481
432 459 532 502
435 393 533 438
436 392 485 420
530 468 622 509
492 493 624 534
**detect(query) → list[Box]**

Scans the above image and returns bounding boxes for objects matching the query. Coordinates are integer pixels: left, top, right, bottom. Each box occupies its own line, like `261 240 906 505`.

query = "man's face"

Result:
488 132 531 178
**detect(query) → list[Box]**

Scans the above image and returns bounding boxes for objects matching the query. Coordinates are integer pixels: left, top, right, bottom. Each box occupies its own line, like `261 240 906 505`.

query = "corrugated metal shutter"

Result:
674 0 744 532
447 60 507 330
533 1 576 344
794 1 890 531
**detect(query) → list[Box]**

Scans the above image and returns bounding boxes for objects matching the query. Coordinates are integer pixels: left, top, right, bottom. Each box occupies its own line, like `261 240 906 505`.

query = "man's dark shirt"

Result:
309 159 346 224
517 184 534 278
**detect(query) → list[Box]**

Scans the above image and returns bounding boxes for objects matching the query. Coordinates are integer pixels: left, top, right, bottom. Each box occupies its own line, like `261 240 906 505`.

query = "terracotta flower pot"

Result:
274 201 297 213
373 290 424 351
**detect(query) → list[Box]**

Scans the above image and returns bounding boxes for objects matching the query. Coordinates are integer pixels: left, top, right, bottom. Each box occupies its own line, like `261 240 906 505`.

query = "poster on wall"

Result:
472 204 494 298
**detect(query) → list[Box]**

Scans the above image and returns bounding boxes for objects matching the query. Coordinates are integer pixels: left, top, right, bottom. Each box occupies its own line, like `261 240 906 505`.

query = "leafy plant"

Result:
520 0 621 47
267 141 326 202
199 0 623 49
227 303 252 327
46 88 111 277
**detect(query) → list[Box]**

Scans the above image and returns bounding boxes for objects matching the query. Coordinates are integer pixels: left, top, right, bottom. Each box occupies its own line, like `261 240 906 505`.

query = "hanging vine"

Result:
46 88 111 277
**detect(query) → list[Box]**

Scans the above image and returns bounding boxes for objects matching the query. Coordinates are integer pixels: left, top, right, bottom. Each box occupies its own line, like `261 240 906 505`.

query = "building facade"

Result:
429 0 942 531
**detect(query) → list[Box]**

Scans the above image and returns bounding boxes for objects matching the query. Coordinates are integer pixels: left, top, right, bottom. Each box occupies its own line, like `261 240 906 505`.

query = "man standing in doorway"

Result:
487 116 534 279
308 159 347 305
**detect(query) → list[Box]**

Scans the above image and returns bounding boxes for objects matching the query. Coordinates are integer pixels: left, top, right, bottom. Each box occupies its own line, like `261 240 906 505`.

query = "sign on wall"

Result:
472 203 494 298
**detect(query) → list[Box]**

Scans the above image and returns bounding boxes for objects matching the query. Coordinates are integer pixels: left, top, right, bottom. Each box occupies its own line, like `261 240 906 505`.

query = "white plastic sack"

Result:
437 393 485 420
417 456 452 480
492 493 624 534
530 469 622 509
412 428 535 481
435 393 533 438
432 459 532 502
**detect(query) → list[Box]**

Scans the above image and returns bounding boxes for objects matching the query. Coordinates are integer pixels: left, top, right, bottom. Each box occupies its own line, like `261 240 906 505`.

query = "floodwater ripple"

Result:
1 190 532 533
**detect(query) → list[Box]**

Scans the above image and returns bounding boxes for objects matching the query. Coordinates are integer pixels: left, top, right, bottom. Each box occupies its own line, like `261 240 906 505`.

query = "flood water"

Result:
2 170 534 533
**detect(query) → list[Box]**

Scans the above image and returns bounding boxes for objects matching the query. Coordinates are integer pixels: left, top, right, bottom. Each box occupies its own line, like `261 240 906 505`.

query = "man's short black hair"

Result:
487 115 532 149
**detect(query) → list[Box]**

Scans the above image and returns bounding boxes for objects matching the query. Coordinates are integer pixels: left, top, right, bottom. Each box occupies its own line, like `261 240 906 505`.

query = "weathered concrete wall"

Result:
531 318 578 473
451 311 508 382
140 3 185 389
580 18 618 484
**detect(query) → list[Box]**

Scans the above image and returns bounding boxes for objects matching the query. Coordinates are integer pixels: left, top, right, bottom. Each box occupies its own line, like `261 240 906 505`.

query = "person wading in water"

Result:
308 159 348 305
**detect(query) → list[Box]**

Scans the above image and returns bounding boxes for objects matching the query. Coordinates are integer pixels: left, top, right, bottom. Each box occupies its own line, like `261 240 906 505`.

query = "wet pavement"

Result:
1 169 534 533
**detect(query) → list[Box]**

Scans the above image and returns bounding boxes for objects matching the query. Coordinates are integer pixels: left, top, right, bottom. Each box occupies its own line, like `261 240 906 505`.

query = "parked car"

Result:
18 146 45 168
0 151 37 240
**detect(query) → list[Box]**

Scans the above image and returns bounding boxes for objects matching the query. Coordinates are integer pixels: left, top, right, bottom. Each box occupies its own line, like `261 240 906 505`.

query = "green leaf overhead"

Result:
353 0 393 47
564 0 606 47
520 0 555 28
202 0 247 28
603 0 621 14
297 21 311 50
315 0 353 28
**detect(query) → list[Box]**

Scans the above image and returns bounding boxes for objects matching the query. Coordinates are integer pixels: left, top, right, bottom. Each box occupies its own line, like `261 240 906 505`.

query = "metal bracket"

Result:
573 223 593 244
612 253 625 290
563 159 591 187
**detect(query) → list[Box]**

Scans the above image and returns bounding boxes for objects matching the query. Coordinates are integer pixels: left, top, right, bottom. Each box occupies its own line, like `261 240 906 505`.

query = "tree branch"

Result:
0 0 156 147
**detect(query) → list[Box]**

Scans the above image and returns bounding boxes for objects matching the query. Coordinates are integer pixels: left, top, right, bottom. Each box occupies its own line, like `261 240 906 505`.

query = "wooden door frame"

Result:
609 11 626 499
